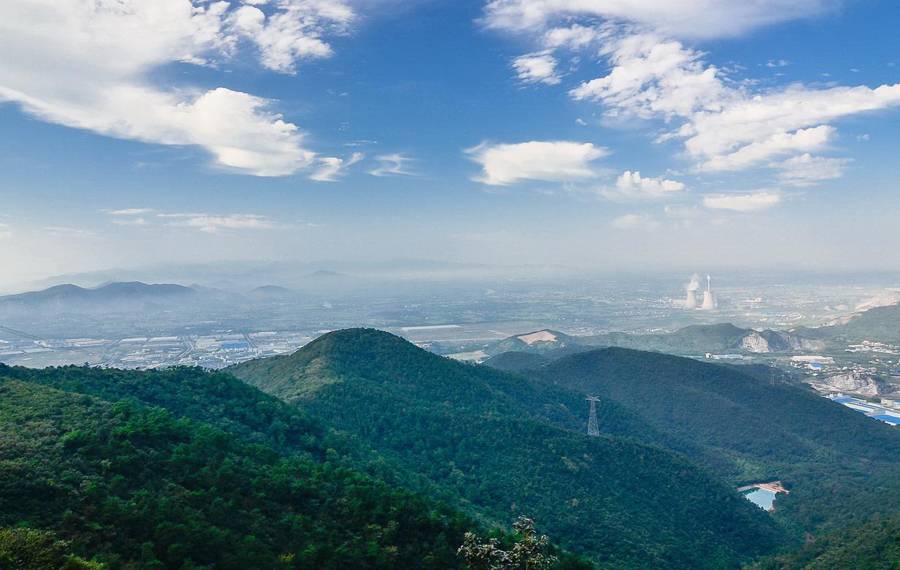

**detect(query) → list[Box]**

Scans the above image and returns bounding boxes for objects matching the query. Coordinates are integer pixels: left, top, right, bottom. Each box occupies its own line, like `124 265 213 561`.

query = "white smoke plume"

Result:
686 273 701 291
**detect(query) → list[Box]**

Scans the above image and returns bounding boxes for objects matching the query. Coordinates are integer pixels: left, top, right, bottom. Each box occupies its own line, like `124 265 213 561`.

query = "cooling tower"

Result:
701 274 717 310
685 289 698 309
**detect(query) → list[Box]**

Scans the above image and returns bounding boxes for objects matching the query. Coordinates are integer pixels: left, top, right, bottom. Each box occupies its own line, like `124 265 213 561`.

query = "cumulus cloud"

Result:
569 32 728 119
776 153 851 187
467 140 608 185
696 126 835 173
611 213 659 230
368 153 415 177
309 152 364 181
482 0 833 39
600 170 685 201
512 52 561 85
228 0 353 74
543 24 602 50
702 191 782 212
0 0 354 177
486 2 900 189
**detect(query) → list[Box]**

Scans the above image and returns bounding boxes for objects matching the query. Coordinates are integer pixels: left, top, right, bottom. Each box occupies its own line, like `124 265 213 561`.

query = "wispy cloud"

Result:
611 213 660 231
309 152 364 182
102 208 283 233
158 213 279 234
103 208 156 216
43 226 96 237
776 154 851 187
369 153 415 177
702 191 782 212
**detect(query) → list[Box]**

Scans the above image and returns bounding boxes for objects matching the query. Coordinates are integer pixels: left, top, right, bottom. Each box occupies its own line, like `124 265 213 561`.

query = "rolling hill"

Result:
230 328 787 569
0 364 488 569
484 324 817 361
528 347 900 533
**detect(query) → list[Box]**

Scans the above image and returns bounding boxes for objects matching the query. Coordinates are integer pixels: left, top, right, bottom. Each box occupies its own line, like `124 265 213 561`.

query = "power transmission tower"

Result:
586 396 600 437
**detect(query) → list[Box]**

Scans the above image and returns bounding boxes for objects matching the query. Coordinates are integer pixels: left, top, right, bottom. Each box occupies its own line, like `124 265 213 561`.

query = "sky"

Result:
1 0 899 289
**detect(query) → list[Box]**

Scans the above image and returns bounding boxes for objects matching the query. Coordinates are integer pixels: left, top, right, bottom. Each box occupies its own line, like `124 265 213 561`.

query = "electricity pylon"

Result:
586 396 600 437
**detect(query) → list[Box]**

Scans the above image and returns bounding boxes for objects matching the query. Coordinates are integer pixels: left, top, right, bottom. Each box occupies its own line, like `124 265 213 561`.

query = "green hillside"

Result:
0 367 483 569
231 328 787 569
752 514 900 570
483 350 551 372
531 348 900 533
803 303 900 344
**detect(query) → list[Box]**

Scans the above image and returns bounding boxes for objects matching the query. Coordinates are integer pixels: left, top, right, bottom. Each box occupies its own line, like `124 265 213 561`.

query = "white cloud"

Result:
467 140 608 185
158 213 279 233
112 218 149 227
0 223 11 239
105 208 156 216
0 0 354 177
228 1 354 74
682 85 900 168
543 24 602 50
570 32 728 119
309 152 364 181
482 0 833 39
702 191 782 212
43 226 96 238
696 125 835 173
497 14 900 183
368 153 415 177
611 213 659 230
600 170 685 201
776 153 851 187
512 52 561 85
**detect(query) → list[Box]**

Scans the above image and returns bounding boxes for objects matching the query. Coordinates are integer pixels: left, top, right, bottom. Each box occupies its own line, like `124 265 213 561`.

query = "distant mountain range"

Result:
0 281 197 315
483 323 822 364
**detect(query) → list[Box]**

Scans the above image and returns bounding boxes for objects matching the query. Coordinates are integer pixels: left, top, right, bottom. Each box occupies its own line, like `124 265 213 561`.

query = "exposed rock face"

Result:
740 330 821 353
741 332 771 353
812 372 887 397
517 330 558 346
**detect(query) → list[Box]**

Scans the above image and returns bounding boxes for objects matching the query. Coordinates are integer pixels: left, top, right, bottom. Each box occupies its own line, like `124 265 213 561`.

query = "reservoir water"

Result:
744 488 777 510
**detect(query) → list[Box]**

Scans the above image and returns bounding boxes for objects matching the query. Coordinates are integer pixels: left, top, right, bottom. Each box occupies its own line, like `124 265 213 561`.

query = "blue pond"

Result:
743 488 777 511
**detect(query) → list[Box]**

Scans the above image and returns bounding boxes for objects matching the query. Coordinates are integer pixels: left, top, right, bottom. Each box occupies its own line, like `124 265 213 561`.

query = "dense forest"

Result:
4 328 900 568
0 374 479 568
231 329 787 569
528 347 900 534
752 514 900 569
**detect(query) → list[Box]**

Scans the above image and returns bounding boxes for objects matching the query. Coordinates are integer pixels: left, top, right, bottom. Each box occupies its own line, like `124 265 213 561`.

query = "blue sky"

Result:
1 0 899 288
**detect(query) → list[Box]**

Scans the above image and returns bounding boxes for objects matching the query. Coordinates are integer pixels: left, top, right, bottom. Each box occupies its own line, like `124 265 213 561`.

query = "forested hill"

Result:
752 513 900 570
230 328 787 569
0 365 483 569
530 348 900 533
